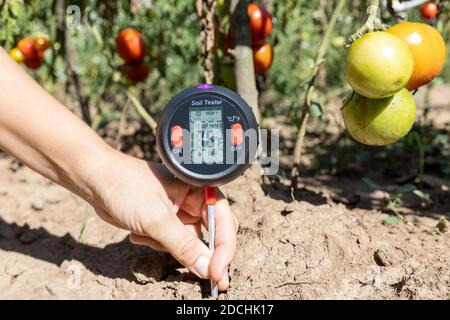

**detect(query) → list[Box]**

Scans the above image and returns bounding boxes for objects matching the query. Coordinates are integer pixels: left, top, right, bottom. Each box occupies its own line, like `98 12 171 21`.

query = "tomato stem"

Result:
348 0 387 44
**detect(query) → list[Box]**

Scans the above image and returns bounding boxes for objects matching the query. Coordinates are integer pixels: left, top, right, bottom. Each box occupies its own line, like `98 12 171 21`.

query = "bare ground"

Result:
0 85 449 300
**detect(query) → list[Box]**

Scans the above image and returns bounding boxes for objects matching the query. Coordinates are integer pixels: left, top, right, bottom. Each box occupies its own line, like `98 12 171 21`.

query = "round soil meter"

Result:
156 84 259 187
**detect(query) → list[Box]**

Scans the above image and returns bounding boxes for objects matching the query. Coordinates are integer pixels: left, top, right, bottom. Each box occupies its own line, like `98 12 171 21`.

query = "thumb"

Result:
152 214 212 279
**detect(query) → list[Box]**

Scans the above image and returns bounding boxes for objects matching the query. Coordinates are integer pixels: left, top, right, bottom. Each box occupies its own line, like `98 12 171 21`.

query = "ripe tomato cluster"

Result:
9 35 50 70
248 3 273 75
342 22 446 146
224 3 273 75
116 28 149 83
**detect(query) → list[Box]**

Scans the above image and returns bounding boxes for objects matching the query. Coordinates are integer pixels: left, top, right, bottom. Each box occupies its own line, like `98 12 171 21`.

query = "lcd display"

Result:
189 107 224 164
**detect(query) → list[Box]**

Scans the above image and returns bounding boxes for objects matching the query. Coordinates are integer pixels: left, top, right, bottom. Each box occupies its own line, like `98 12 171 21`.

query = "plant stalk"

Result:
127 91 157 135
291 0 346 185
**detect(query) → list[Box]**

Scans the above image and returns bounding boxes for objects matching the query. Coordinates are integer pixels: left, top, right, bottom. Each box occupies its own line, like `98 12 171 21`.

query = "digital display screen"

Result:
189 107 224 164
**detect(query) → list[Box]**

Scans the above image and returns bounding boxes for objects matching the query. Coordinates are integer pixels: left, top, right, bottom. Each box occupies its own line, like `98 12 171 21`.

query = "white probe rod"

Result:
208 204 219 298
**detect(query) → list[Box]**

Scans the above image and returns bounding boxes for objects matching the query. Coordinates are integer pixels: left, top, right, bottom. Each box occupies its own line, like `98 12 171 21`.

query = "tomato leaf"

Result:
8 1 25 19
382 216 400 225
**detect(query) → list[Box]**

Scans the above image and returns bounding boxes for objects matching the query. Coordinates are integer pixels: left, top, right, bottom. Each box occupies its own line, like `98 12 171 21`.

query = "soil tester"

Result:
156 84 259 297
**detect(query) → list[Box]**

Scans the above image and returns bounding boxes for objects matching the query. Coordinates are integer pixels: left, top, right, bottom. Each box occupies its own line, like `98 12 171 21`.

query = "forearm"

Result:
0 47 115 204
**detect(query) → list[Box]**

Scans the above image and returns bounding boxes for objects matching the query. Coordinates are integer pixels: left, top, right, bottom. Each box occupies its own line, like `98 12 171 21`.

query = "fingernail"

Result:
192 256 210 279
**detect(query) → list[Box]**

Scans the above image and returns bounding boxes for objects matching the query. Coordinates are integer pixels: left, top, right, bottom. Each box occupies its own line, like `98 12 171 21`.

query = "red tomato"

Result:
253 43 273 75
247 3 272 45
420 1 439 20
24 58 43 70
18 38 39 61
123 62 150 83
116 28 146 63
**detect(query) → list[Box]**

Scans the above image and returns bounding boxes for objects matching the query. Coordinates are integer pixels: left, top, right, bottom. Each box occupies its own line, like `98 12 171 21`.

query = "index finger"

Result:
209 189 237 291
181 187 238 291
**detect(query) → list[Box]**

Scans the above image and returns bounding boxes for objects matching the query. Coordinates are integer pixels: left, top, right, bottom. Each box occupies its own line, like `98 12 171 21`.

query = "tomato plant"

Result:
0 0 448 181
221 3 274 77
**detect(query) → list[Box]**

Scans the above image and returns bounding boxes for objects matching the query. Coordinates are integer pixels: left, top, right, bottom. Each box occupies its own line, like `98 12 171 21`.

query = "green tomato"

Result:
342 88 416 146
344 32 414 99
332 36 345 49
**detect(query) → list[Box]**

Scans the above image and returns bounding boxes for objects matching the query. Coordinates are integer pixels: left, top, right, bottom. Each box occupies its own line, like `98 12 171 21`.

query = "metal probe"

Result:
204 187 218 298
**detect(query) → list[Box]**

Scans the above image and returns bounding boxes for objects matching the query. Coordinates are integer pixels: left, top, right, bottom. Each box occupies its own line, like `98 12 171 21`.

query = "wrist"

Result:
56 139 119 205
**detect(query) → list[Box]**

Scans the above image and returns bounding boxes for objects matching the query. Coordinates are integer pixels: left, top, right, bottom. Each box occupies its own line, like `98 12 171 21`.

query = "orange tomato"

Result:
18 38 39 61
420 1 439 20
388 22 446 90
9 47 25 63
253 43 273 75
116 28 146 63
123 62 150 83
34 35 51 51
247 3 272 45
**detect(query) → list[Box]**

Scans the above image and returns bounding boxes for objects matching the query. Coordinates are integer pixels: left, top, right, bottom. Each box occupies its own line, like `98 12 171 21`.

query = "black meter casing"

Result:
156 85 259 187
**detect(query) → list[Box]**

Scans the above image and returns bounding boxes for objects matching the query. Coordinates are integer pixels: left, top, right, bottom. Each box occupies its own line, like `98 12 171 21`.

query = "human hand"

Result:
90 151 238 291
0 48 237 291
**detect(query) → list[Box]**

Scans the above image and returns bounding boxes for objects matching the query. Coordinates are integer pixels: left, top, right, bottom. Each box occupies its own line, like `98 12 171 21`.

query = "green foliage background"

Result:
0 0 449 177
1 0 450 122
